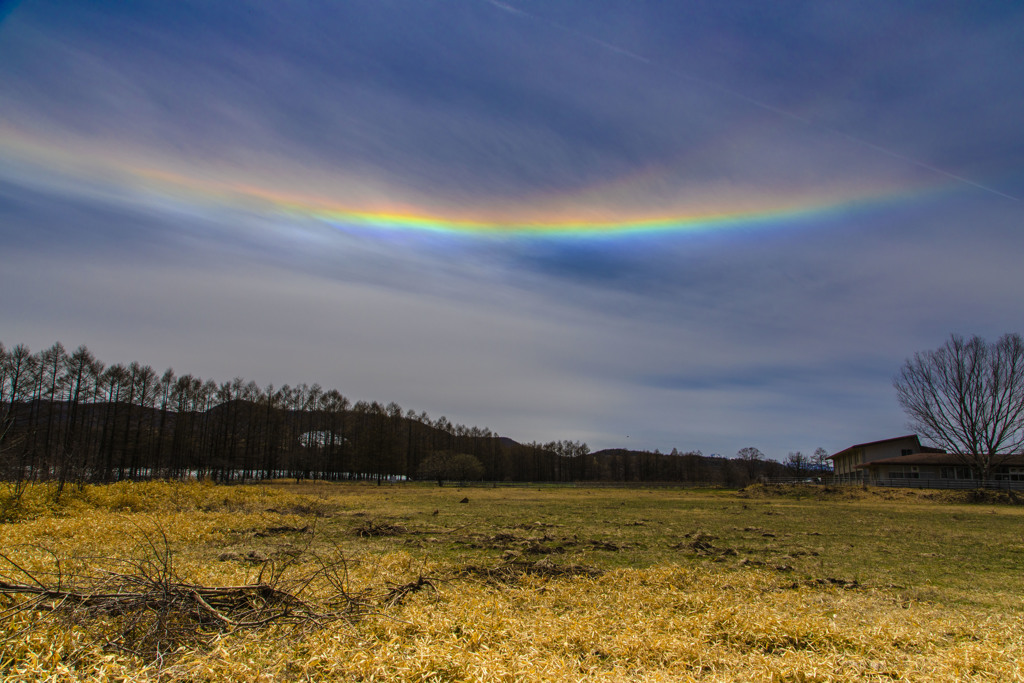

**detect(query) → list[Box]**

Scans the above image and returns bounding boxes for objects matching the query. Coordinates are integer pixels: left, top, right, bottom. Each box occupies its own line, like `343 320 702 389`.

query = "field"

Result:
1 481 1023 681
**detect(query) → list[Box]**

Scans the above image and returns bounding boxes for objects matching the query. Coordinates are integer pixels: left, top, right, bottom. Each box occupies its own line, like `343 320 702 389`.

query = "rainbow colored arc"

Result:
138 166 895 240
1 127 933 240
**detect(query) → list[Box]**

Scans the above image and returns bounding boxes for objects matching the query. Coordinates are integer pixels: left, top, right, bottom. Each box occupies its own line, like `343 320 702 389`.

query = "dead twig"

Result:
381 575 438 607
0 522 377 661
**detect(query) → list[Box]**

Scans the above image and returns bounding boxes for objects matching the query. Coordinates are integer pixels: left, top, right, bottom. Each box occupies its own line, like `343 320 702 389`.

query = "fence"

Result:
869 477 1024 491
432 480 725 489
761 477 828 485
764 476 1024 491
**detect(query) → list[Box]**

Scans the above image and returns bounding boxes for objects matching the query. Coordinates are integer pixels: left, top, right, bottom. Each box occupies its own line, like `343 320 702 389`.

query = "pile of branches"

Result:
0 531 374 659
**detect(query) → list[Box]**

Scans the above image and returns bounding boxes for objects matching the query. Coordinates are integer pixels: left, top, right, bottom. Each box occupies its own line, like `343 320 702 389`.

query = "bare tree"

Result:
63 345 99 484
786 451 808 477
736 446 764 479
812 447 831 473
417 451 484 486
894 333 1024 481
0 344 15 474
39 342 68 469
0 343 11 447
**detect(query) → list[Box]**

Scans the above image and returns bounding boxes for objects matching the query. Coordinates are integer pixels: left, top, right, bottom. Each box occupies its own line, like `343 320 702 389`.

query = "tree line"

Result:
0 340 800 490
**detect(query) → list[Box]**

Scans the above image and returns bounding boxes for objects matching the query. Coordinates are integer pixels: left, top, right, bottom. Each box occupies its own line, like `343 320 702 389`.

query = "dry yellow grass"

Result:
2 481 1022 681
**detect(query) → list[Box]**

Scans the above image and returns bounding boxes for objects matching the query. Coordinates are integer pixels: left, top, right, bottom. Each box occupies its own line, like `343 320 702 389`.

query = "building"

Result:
828 435 944 484
857 452 1024 489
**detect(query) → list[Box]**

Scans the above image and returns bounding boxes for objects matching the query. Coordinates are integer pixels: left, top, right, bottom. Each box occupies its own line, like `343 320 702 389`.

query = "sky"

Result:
1 0 1022 460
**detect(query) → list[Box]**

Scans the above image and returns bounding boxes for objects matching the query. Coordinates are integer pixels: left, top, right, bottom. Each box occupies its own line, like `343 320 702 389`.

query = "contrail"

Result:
482 0 1019 202
483 0 528 18
822 129 1020 202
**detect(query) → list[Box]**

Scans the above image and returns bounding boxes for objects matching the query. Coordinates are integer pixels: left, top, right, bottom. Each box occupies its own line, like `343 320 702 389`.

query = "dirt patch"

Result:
455 558 603 583
672 531 738 559
492 532 519 544
457 532 524 549
352 520 408 537
739 484 868 501
740 558 794 572
218 550 270 564
456 531 579 555
672 531 716 549
782 577 861 590
254 525 311 537
266 502 338 517
588 539 628 551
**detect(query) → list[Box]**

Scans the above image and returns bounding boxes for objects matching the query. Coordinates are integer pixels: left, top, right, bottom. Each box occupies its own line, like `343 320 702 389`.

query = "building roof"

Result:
827 434 922 461
855 453 1024 468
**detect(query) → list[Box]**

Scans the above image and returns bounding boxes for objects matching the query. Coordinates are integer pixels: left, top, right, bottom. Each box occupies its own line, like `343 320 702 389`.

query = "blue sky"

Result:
1 0 1022 459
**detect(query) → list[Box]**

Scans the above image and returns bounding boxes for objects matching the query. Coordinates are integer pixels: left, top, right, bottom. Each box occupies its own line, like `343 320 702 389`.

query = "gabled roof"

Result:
856 453 1024 468
827 434 922 461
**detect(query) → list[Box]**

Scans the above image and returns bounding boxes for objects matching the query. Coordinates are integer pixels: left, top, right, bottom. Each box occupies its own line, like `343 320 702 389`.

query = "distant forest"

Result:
0 341 793 487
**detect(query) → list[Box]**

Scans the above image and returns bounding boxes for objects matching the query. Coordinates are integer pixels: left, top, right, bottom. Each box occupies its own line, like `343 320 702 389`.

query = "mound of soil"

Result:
738 484 867 500
922 488 1021 505
739 483 1021 505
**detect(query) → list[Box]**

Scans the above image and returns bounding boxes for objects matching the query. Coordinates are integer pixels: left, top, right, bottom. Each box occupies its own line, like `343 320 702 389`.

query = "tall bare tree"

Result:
894 333 1024 481
1 344 37 492
38 342 67 468
736 446 764 479
0 343 14 465
63 345 99 483
0 343 13 447
786 451 809 477
812 447 831 473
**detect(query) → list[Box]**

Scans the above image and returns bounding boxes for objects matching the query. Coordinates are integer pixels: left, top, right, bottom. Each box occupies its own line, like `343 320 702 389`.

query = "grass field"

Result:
1 481 1022 681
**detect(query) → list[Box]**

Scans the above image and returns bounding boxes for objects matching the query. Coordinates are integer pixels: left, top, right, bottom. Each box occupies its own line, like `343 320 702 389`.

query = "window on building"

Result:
994 466 1024 482
955 467 975 480
901 449 913 456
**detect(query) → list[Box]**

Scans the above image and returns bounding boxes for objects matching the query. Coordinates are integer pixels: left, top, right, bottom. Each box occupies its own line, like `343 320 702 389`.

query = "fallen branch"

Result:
0 531 375 660
381 575 438 607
